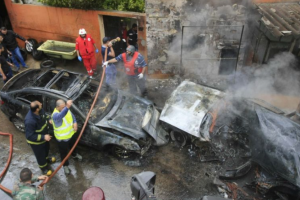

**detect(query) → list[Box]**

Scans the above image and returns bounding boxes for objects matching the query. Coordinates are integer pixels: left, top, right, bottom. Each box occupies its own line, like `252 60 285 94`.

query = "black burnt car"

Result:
200 98 300 199
0 69 169 157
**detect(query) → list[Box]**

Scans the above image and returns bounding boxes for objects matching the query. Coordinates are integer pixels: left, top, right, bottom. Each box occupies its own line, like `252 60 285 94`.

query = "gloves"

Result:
137 73 144 79
102 61 108 68
95 49 99 53
78 56 82 62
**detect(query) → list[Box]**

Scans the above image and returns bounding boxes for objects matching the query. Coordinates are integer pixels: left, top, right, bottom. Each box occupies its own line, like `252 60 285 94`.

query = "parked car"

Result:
0 69 169 158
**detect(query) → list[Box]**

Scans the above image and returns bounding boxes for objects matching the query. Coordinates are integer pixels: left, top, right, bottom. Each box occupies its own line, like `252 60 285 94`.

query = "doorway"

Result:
0 0 12 29
100 15 138 56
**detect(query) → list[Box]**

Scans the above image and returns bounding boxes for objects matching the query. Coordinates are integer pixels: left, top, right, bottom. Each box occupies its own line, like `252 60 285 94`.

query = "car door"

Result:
13 92 43 132
44 96 87 139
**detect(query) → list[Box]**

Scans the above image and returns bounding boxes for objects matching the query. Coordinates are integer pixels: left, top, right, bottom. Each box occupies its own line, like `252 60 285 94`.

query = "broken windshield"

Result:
74 84 117 123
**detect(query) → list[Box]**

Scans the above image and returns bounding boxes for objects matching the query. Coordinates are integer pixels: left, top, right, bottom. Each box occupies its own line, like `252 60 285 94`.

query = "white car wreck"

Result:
159 80 224 146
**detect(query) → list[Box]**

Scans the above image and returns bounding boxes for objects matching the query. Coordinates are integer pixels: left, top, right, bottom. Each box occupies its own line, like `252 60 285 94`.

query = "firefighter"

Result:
75 28 99 78
51 99 82 175
103 45 148 97
101 37 116 89
24 101 55 176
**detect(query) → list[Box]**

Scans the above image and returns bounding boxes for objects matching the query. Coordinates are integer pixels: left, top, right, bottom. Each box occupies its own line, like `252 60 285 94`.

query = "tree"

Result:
38 0 145 12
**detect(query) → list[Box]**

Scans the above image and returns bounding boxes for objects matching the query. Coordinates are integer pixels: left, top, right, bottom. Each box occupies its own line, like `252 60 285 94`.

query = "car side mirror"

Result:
130 171 157 200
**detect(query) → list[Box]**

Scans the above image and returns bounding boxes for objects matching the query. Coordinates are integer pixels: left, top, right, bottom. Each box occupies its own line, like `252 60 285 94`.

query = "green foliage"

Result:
38 0 145 12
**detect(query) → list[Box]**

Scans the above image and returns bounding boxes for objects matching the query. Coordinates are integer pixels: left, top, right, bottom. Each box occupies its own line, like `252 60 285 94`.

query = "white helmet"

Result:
79 28 86 35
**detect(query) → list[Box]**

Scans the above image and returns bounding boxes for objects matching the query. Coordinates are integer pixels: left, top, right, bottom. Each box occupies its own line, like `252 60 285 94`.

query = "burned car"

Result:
160 80 300 199
0 69 169 157
159 80 225 146
205 98 300 199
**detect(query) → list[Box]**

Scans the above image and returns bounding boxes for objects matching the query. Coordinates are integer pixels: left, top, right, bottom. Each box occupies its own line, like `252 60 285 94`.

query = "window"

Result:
49 72 77 92
45 97 57 114
16 93 43 105
33 70 59 88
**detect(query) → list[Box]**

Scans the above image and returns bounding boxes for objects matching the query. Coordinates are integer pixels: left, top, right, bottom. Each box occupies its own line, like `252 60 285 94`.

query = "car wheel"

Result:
25 38 38 54
11 117 25 133
170 130 187 147
110 145 132 159
40 59 56 68
20 48 27 61
32 42 44 61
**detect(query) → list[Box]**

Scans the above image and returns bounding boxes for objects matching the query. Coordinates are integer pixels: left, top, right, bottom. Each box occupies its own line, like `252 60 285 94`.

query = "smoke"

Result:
230 52 300 98
163 0 252 81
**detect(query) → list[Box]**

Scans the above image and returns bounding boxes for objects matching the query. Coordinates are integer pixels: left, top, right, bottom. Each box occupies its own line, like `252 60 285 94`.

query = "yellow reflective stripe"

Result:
27 140 46 145
37 134 41 141
54 128 74 137
39 163 48 168
36 123 47 132
54 118 72 131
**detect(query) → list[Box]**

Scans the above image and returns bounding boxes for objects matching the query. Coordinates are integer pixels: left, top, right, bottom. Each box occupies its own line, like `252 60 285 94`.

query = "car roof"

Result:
1 68 91 99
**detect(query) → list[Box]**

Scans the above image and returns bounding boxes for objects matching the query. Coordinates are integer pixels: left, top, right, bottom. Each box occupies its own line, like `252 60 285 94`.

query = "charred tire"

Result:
32 42 44 61
20 48 27 61
25 38 38 54
170 130 187 147
40 59 56 69
109 145 133 159
11 117 25 133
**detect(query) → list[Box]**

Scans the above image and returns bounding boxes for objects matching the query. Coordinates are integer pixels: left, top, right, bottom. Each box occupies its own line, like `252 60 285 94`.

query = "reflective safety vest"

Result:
51 108 75 140
122 52 142 75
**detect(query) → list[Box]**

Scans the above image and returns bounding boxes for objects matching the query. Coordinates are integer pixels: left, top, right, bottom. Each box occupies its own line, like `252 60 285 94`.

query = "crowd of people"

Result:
1 22 147 200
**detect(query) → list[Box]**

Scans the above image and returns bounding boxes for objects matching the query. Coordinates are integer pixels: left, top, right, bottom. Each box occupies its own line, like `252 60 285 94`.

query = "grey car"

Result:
0 68 169 157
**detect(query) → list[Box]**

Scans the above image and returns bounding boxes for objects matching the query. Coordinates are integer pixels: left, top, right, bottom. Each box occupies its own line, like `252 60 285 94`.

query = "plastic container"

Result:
37 40 77 60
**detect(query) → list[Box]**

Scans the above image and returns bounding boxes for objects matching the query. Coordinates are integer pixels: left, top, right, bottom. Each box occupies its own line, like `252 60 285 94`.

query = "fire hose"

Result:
39 63 106 187
0 62 107 193
0 132 13 194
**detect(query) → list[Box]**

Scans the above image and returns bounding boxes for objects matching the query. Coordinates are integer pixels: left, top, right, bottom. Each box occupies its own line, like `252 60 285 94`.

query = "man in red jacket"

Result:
75 28 99 78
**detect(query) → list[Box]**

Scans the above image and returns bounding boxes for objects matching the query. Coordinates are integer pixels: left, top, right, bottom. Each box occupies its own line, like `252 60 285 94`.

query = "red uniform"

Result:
122 52 142 75
75 34 97 76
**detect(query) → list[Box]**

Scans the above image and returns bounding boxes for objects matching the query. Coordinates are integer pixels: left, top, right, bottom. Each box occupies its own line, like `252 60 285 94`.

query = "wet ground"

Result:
1 55 300 200
0 55 215 200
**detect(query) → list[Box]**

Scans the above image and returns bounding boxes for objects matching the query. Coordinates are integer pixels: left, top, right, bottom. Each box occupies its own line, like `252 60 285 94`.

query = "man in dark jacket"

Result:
0 46 14 83
0 34 10 60
127 23 138 51
25 101 55 176
0 27 29 70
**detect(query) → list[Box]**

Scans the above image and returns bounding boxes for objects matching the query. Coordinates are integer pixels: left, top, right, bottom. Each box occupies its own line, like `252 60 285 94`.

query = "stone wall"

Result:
146 0 251 80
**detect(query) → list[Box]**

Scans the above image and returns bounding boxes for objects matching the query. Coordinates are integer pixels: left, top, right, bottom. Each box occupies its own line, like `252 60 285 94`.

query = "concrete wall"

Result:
145 0 249 78
4 0 147 64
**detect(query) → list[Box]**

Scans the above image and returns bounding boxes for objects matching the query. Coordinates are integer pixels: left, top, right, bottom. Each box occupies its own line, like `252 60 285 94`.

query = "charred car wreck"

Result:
0 69 169 158
160 80 300 200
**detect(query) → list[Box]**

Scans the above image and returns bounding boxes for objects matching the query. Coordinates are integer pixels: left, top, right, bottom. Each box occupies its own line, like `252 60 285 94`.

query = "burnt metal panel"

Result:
256 2 300 39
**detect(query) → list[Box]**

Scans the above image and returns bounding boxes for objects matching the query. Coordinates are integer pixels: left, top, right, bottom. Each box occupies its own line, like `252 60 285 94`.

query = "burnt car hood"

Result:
96 90 168 146
160 80 224 138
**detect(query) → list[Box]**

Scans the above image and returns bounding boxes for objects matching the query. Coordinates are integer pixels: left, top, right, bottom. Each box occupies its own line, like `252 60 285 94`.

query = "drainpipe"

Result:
289 38 296 53
263 40 271 63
